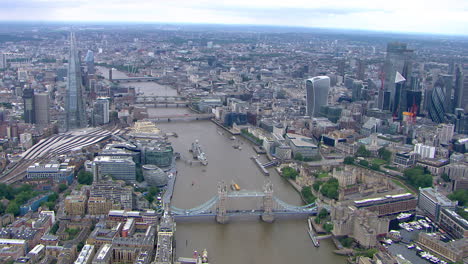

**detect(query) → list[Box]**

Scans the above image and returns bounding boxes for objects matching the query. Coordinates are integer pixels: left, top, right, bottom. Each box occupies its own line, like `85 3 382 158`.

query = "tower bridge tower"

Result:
216 182 229 224
262 181 275 222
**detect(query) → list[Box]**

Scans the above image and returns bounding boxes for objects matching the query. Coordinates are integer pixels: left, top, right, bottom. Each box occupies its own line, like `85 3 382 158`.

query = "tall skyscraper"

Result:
379 42 414 117
428 81 447 124
454 65 464 110
65 32 87 130
34 93 50 125
93 97 110 126
356 59 366 80
306 76 330 117
22 88 35 124
85 50 95 74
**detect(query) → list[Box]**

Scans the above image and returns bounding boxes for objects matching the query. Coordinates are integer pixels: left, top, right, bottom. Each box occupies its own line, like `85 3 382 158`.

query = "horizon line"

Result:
0 20 468 38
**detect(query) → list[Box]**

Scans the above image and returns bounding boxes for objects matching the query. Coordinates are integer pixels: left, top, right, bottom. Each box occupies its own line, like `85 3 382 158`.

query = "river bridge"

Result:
145 113 213 122
111 76 160 83
135 95 190 107
170 182 317 223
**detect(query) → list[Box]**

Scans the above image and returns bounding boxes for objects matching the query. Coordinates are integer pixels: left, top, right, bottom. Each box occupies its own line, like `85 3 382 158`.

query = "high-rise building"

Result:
92 97 110 126
460 67 468 112
65 32 86 130
428 85 447 124
356 59 366 80
379 42 414 116
306 76 330 117
34 93 49 125
0 53 7 69
454 65 464 111
85 50 95 74
22 88 35 124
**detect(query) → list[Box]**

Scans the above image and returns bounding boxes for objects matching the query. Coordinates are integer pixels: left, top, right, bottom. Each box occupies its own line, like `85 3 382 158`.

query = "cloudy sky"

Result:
2 0 468 35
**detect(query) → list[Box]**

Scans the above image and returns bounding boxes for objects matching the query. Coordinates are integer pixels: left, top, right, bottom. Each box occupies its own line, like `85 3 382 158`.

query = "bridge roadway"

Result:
145 114 214 122
172 209 317 220
111 77 159 83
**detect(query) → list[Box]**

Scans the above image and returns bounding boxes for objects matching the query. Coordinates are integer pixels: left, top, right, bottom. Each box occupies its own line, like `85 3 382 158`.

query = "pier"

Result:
251 156 270 175
307 218 320 247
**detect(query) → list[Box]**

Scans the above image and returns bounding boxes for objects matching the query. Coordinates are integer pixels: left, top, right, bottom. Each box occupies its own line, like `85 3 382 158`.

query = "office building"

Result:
93 98 110 126
64 195 87 215
92 156 136 183
306 76 330 117
75 244 95 264
438 208 468 239
89 180 133 210
428 85 448 124
417 233 467 263
23 88 35 124
414 143 436 159
418 187 457 221
380 42 413 116
66 32 87 130
353 193 417 217
142 165 168 187
143 143 173 168
34 93 50 125
454 65 464 111
87 197 114 216
85 50 95 75
26 162 75 184
284 133 319 159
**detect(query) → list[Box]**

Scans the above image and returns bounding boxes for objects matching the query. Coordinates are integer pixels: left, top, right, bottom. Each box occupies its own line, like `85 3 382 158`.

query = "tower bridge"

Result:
170 182 317 223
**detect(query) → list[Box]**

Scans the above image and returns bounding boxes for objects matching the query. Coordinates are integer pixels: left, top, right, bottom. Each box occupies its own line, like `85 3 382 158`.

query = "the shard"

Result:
66 32 87 130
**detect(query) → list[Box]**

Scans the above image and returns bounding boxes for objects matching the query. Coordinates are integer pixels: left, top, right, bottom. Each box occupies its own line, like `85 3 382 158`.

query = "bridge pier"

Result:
261 181 275 223
216 182 229 224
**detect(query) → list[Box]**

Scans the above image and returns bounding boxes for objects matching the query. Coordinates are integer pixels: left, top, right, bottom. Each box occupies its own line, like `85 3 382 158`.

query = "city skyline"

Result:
2 0 468 36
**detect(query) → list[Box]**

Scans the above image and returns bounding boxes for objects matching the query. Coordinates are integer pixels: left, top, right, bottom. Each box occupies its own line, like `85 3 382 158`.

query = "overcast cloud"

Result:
1 0 468 35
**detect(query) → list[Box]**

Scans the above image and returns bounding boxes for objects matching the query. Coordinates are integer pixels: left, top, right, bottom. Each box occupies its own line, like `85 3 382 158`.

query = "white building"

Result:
414 143 436 159
306 76 330 117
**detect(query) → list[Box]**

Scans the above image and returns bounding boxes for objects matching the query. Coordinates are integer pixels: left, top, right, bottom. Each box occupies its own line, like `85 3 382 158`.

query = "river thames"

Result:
99 67 345 264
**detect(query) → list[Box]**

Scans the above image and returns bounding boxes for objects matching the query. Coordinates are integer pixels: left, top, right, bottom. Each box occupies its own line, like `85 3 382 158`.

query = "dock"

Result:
211 119 241 135
253 145 266 154
307 218 320 247
251 156 269 176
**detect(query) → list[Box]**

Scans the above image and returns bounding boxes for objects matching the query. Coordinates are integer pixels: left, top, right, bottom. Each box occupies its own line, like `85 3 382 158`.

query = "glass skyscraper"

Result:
66 32 86 130
379 42 413 117
306 76 330 117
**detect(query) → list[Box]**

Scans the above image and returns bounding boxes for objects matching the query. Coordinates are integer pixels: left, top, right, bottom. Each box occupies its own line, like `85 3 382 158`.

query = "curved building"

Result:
142 164 168 187
144 143 173 168
306 76 330 117
429 85 447 124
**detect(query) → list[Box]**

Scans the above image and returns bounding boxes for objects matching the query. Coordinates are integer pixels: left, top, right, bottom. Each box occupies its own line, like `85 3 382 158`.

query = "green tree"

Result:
318 208 328 219
50 221 60 234
441 173 450 183
370 163 380 171
77 242 85 252
356 145 371 157
320 178 339 200
301 186 316 204
6 202 20 216
58 183 68 193
344 156 355 165
48 193 59 203
313 181 323 192
404 167 433 188
359 160 369 167
77 171 93 185
323 222 333 233
281 167 298 180
447 189 468 206
378 147 392 162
